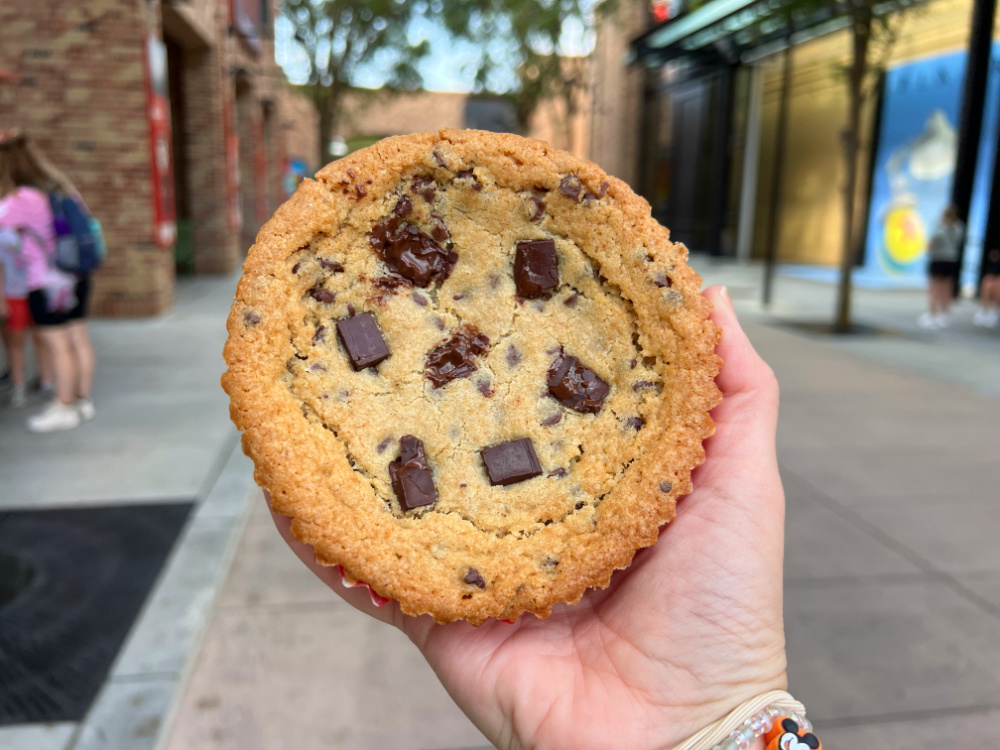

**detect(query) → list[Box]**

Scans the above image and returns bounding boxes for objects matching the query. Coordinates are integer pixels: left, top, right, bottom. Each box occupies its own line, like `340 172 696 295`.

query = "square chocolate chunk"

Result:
336 312 390 371
514 239 559 299
481 438 543 486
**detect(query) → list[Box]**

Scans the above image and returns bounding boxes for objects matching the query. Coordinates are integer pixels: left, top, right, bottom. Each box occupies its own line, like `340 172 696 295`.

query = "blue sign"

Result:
862 44 1000 289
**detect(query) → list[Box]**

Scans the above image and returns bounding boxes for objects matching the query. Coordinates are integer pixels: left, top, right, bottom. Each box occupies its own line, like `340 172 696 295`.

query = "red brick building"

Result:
0 0 316 316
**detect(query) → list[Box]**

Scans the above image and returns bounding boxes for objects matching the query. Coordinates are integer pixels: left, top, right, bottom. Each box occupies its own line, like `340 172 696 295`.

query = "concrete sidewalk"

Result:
0 272 259 750
162 262 1000 749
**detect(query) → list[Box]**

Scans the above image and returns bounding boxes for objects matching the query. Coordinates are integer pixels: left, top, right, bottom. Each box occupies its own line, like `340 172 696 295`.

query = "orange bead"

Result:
763 716 821 750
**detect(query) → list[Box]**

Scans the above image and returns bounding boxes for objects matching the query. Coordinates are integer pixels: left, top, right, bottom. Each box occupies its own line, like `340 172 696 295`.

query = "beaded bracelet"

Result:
671 690 820 750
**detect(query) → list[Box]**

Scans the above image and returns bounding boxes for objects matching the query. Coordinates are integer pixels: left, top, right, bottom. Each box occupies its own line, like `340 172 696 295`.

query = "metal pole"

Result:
737 65 763 262
950 0 997 293
979 82 1000 293
763 43 793 308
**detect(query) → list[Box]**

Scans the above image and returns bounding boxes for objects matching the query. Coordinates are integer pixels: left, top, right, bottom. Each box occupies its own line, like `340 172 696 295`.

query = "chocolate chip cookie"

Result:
222 129 721 625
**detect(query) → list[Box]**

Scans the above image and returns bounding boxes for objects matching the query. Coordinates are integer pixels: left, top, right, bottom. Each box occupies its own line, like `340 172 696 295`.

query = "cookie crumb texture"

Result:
223 130 720 625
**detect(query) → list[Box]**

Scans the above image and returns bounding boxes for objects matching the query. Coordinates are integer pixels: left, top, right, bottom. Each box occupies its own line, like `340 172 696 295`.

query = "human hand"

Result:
269 285 787 749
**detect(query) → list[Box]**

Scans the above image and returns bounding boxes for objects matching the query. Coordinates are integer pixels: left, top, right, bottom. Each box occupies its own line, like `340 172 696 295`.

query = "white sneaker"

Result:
933 313 950 329
76 397 96 421
11 384 27 409
917 312 938 329
973 309 989 326
27 400 81 432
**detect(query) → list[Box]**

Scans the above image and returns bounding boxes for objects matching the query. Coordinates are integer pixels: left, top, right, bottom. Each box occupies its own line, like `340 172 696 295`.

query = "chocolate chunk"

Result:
336 312 391 371
426 325 491 388
347 303 356 317
347 168 356 179
564 291 579 307
514 239 559 299
389 435 437 512
549 467 567 478
312 325 326 344
575 500 585 509
393 195 413 217
370 215 457 287
318 258 344 273
599 181 610 197
630 358 638 369
581 191 598 203
243 311 261 326
559 175 582 200
529 195 545 222
659 481 673 493
452 293 465 301
355 184 367 199
654 273 672 288
506 345 522 368
292 262 302 274
311 289 336 304
477 379 495 397
310 363 326 372
542 413 562 426
411 176 436 202
456 169 482 191
633 380 657 392
463 568 485 588
434 317 445 330
412 292 428 307
376 437 392 454
432 150 447 167
373 275 413 297
429 213 450 242
481 438 543 486
547 354 610 414
626 416 645 430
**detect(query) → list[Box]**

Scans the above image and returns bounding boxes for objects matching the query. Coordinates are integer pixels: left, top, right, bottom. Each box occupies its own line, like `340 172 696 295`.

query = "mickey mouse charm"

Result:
763 717 821 750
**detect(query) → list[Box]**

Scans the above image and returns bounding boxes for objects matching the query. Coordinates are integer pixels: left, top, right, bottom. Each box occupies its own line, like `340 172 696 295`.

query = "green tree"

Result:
442 1 612 144
282 0 430 166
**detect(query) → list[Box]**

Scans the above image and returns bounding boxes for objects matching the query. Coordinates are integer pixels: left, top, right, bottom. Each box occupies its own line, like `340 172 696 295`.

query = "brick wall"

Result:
0 0 172 316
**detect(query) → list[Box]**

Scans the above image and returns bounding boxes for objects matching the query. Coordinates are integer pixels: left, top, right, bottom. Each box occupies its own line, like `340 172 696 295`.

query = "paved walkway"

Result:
0 272 259 750
162 261 1000 749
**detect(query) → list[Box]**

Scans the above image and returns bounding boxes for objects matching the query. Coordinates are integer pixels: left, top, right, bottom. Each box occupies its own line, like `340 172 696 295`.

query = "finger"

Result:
264 489 404 628
701 285 779 468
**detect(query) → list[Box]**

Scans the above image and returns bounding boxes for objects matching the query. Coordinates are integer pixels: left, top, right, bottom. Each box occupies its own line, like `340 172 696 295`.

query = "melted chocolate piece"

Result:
376 437 392 454
312 325 326 344
547 353 610 414
477 379 495 397
393 195 413 217
310 363 326 372
389 435 437 512
412 292 428 307
542 413 562 426
529 195 545 222
370 215 457 287
243 311 261 326
432 150 447 167
564 291 579 307
463 568 485 588
549 468 567 478
318 258 344 273
311 289 335 304
336 312 390 371
429 213 450 242
559 175 582 200
654 273 672 288
514 239 559 299
659 481 673 493
481 438 543 486
355 185 367 199
456 169 482 191
506 345 522 368
626 416 645 431
633 380 657 392
599 181 610 197
411 176 436 202
425 325 491 388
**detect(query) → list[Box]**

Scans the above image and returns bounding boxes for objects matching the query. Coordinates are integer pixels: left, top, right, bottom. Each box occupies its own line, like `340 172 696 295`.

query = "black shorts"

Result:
982 248 1000 277
929 260 959 279
27 275 90 327
67 274 91 321
28 289 69 327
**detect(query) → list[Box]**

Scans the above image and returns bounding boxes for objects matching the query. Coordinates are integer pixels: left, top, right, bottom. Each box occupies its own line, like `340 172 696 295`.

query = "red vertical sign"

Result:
143 36 176 248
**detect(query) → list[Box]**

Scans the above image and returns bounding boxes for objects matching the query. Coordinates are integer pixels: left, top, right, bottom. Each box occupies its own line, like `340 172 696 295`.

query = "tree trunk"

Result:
833 11 871 333
762 39 793 307
318 92 338 168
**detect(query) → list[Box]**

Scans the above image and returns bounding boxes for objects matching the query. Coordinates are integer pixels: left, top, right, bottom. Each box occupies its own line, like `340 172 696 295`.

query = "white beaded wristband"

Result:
671 690 810 750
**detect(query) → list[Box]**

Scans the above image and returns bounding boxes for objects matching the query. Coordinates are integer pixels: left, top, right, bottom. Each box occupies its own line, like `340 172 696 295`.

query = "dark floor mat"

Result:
0 502 192 724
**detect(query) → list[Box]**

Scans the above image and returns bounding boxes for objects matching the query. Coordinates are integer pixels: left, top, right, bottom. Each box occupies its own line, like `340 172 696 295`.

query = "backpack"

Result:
49 191 105 273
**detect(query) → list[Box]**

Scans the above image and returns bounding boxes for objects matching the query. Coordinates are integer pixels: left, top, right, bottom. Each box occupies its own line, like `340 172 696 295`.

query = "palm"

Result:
272 287 787 749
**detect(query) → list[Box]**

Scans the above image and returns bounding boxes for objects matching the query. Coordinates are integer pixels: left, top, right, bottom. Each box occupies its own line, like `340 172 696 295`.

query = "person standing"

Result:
0 131 97 431
973 245 1000 328
918 205 964 330
0 225 31 407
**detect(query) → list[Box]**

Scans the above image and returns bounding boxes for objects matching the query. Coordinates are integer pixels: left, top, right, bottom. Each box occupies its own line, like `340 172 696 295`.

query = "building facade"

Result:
592 0 1000 288
0 0 317 316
